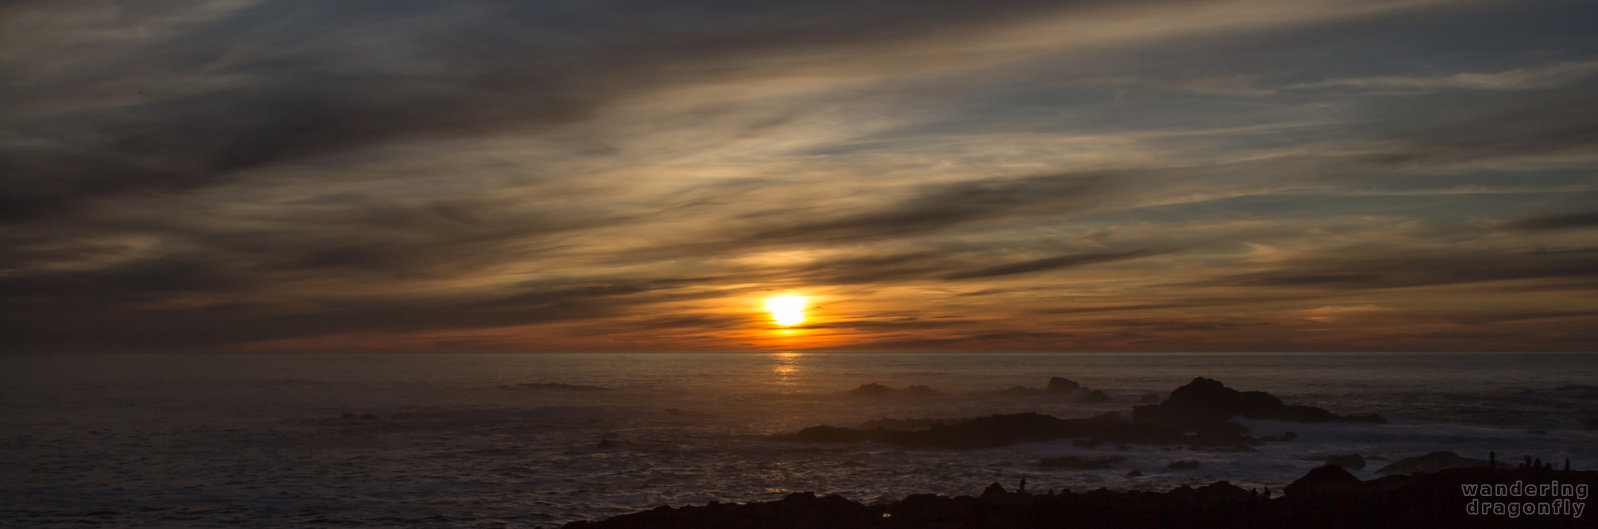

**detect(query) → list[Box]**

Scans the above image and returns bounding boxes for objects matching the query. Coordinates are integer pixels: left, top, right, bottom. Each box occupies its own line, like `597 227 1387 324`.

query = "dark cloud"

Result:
1192 246 1598 291
0 0 1137 222
944 249 1164 280
1504 211 1598 232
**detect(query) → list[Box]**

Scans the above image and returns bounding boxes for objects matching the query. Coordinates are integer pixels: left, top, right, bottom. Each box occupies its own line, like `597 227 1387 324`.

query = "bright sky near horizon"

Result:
2 0 1596 352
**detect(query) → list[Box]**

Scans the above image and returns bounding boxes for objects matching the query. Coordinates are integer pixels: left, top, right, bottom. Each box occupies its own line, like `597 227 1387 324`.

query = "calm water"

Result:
4 352 1597 527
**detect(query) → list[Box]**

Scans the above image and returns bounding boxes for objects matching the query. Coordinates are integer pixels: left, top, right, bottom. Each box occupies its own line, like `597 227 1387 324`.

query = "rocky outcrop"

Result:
1305 454 1365 470
1046 377 1081 394
1285 464 1362 497
772 411 1262 450
1375 451 1488 475
564 466 1597 529
1132 377 1386 428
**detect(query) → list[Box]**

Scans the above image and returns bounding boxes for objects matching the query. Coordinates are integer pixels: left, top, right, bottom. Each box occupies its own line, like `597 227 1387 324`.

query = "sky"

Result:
2 0 1597 353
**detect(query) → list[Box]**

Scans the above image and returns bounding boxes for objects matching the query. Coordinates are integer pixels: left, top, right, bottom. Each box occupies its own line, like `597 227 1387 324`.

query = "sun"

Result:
764 296 809 327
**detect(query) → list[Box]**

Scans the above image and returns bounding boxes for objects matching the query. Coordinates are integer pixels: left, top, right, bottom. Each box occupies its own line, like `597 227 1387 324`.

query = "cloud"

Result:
944 249 1165 280
1503 211 1598 232
1291 60 1598 92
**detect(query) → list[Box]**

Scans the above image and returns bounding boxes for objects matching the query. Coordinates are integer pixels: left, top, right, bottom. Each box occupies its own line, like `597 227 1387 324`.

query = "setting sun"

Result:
764 296 809 326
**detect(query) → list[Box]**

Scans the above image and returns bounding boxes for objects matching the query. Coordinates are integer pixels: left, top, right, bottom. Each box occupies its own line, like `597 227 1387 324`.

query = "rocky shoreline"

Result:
562 465 1595 529
564 377 1591 528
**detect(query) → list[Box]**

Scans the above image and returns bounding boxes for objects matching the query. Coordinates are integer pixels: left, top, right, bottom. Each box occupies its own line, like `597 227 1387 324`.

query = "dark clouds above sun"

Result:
3 0 1596 352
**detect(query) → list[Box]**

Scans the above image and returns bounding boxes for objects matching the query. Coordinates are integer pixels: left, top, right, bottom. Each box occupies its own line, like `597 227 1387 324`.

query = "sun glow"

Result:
764 296 809 326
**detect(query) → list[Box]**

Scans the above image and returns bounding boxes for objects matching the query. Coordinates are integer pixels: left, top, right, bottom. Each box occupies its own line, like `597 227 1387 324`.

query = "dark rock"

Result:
1038 455 1125 469
848 383 894 398
1047 377 1081 394
1078 389 1112 403
565 467 1598 529
774 409 1264 450
1133 377 1386 428
1126 469 1143 477
597 439 618 448
988 385 1045 397
1167 460 1201 471
770 425 874 444
1285 464 1362 497
1193 481 1252 502
1308 454 1365 470
1375 451 1488 475
858 417 935 430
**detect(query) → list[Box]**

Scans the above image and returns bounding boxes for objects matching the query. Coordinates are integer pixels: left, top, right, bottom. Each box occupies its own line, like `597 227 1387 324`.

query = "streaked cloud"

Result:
2 0 1596 352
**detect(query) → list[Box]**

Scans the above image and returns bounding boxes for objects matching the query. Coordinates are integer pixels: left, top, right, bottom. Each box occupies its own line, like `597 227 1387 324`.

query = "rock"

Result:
1038 455 1125 469
1285 464 1362 497
1132 377 1386 428
859 418 936 430
597 439 618 448
988 385 1045 397
1193 481 1252 502
1047 377 1081 394
1374 451 1488 475
848 383 942 398
1078 389 1112 403
1126 469 1143 477
1307 454 1365 470
773 410 1264 450
848 383 894 397
770 425 874 443
563 466 1598 529
1167 460 1201 471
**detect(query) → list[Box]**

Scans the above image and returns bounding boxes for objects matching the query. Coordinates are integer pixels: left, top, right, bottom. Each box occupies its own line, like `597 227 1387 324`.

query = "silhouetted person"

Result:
1018 478 1027 494
1565 459 1571 471
1490 451 1496 469
1262 486 1270 498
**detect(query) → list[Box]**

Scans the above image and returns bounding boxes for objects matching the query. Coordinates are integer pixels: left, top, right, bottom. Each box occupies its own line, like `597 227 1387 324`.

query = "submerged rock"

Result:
1375 451 1488 475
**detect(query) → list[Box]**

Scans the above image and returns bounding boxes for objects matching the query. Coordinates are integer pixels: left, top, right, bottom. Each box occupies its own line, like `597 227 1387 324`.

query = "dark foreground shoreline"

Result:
563 466 1595 529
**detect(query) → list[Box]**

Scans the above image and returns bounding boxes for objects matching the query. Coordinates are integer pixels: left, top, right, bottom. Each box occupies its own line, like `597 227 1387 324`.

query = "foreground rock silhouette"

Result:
563 466 1596 529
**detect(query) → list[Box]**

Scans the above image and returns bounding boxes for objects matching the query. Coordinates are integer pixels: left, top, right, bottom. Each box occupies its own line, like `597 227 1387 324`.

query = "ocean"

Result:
3 351 1596 527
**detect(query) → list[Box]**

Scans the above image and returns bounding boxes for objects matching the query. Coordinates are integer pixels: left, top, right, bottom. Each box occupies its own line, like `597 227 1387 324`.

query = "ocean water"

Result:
3 351 1597 527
